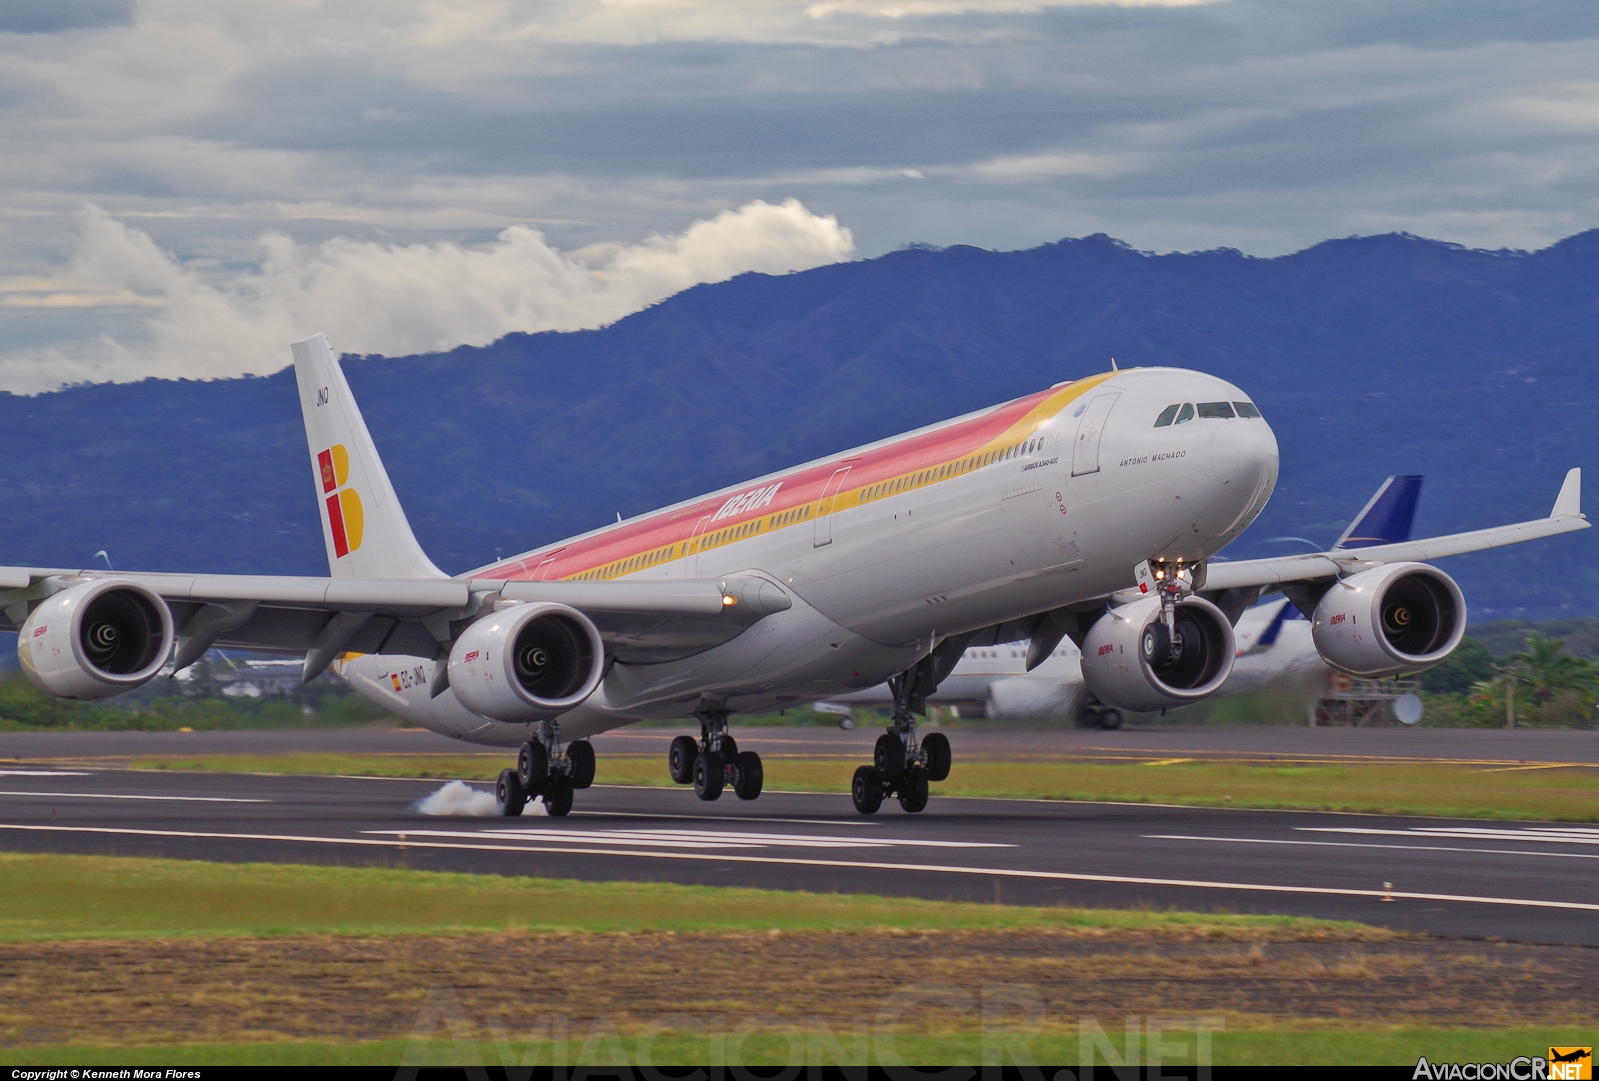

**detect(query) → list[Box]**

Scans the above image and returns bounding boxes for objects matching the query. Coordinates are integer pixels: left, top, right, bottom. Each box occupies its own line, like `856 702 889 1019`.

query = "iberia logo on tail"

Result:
317 444 364 557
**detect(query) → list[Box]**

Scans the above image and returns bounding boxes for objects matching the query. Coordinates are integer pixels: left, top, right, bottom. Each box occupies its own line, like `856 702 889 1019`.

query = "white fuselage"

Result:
339 367 1280 745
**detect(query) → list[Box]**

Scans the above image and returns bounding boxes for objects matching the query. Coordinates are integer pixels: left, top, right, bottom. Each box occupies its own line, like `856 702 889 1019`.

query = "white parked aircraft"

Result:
3 336 1586 816
818 475 1430 729
819 596 1325 729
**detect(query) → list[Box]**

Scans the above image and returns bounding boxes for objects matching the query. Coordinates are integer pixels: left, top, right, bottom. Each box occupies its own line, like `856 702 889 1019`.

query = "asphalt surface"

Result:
0 760 1595 946
6 722 1599 766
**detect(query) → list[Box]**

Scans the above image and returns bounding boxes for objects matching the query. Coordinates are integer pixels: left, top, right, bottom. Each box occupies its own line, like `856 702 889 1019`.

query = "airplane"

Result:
1 335 1586 819
816 475 1427 728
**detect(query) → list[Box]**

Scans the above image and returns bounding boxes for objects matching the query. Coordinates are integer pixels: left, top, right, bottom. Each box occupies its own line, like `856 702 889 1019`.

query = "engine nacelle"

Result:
1311 562 1465 678
448 602 605 721
1080 595 1235 712
18 579 175 700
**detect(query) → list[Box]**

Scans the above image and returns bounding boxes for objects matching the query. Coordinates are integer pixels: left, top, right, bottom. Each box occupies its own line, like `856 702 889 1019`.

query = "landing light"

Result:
722 595 738 607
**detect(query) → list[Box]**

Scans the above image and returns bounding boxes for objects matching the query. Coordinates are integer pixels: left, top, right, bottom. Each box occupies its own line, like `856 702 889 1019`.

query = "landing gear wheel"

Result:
568 740 596 789
733 751 764 800
874 733 906 777
851 765 884 815
518 741 548 791
1097 709 1123 731
719 735 738 758
693 751 724 801
898 772 929 813
543 786 573 817
922 732 951 782
496 769 527 817
668 735 698 784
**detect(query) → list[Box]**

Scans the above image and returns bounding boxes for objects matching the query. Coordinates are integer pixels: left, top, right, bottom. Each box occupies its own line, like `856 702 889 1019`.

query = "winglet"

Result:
291 334 447 580
1552 467 1583 519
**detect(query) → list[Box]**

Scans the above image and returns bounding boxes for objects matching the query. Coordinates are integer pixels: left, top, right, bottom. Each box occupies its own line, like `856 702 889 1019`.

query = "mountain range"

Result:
3 230 1596 620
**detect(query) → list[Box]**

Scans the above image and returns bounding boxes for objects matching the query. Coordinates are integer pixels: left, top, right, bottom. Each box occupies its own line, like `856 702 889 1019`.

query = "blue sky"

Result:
2 0 1597 390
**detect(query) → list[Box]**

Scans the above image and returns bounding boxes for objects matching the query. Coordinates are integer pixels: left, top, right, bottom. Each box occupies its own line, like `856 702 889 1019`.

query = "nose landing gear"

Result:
667 709 765 802
496 720 594 817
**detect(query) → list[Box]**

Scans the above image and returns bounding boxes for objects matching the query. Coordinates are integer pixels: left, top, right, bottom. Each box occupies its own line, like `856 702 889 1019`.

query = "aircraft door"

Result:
685 515 712 576
814 466 852 547
1071 392 1121 476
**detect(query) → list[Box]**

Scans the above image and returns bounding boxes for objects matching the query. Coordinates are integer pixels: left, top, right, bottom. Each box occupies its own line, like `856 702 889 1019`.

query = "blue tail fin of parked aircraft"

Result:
1334 475 1424 550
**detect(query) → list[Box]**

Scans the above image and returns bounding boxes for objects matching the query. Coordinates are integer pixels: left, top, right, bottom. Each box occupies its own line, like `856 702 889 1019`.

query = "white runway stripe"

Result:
0 770 91 777
0 822 1594 913
1145 834 1599 861
1300 826 1599 845
366 827 1010 851
0 790 268 803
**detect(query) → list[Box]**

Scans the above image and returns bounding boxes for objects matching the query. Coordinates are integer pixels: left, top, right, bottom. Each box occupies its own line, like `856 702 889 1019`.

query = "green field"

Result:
0 851 1362 941
14 1027 1596 1068
127 751 1599 821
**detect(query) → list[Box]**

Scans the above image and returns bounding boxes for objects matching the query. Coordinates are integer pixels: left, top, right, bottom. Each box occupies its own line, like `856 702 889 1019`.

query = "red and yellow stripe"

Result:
472 373 1117 584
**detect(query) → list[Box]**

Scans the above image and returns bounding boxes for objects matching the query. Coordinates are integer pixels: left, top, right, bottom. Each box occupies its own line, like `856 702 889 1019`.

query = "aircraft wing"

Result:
1203 467 1587 593
0 570 790 670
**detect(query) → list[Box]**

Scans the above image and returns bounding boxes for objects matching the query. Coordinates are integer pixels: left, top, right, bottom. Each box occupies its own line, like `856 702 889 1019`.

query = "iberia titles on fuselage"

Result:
340 366 1279 745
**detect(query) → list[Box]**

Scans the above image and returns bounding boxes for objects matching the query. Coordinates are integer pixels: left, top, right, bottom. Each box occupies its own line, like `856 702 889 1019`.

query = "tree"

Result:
1421 637 1496 695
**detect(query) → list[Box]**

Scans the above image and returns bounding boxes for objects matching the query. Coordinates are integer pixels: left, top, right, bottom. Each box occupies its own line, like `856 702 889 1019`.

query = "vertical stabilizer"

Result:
1334 475 1423 550
291 334 446 580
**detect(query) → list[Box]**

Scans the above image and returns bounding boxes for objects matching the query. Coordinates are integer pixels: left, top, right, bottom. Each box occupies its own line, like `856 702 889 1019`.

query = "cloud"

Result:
0 0 134 34
0 200 853 393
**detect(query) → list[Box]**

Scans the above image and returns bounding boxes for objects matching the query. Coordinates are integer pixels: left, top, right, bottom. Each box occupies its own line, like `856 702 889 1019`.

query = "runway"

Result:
1 764 1595 947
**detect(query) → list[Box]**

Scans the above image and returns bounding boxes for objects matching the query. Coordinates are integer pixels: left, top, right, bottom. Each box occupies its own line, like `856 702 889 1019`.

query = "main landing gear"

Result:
851 662 953 815
667 709 764 802
496 719 595 817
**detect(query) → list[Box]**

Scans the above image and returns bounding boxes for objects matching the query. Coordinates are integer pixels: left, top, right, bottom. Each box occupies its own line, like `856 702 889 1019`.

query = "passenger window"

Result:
1234 401 1262 418
1196 402 1235 419
1174 403 1195 425
1154 404 1180 427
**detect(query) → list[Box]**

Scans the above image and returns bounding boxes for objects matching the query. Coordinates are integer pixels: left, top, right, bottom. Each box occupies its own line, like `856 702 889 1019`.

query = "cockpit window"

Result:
1196 402 1236 419
1153 404 1180 427
1174 403 1195 424
1233 401 1262 418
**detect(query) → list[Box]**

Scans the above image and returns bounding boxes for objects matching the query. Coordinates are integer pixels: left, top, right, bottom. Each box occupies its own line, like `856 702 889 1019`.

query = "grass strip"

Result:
0 852 1371 942
128 752 1599 821
11 1027 1596 1066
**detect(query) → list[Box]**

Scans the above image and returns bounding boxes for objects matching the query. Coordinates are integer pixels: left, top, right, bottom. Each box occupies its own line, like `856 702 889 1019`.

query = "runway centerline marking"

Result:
367 828 1010 851
0 822 1595 914
0 790 269 803
1146 834 1599 861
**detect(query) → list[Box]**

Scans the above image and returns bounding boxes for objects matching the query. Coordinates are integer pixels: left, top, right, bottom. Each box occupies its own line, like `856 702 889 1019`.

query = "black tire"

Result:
693 751 724 801
922 732 951 782
719 734 738 758
668 735 698 784
1097 709 1123 731
898 772 929 813
874 732 906 777
568 740 596 789
851 765 883 815
544 785 573 817
518 741 549 791
495 769 527 817
733 751 764 801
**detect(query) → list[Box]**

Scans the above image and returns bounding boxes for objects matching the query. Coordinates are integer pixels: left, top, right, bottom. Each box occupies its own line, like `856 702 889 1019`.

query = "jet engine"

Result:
448 602 605 721
18 579 175 700
1310 562 1465 678
1080 595 1235 712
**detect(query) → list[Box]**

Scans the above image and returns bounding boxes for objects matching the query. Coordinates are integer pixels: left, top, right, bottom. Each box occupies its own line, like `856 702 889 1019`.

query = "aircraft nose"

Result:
1209 413 1280 507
